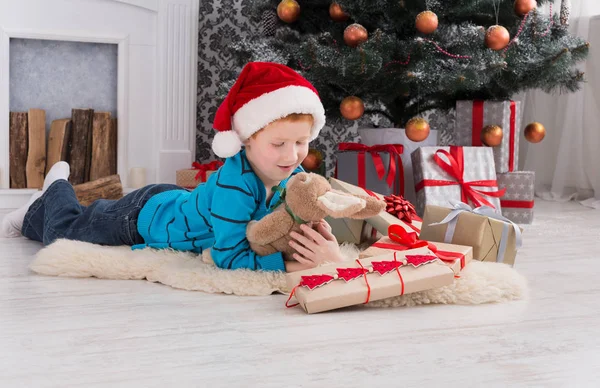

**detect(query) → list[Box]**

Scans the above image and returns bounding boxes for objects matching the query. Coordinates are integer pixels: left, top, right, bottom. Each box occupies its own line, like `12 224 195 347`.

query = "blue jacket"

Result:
132 150 302 272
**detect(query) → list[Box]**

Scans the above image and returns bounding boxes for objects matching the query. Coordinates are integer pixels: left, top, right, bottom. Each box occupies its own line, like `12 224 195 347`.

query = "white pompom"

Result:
212 130 243 158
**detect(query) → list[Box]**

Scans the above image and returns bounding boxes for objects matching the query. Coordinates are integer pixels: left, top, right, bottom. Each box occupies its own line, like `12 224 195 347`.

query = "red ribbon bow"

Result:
415 146 506 209
338 143 405 196
192 160 223 182
372 225 466 268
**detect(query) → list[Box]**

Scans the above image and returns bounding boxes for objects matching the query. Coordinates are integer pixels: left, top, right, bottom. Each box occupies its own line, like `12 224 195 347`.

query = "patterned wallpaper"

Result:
196 1 454 176
10 38 118 132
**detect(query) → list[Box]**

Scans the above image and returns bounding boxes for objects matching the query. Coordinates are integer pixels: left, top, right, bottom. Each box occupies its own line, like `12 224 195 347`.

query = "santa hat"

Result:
212 62 326 158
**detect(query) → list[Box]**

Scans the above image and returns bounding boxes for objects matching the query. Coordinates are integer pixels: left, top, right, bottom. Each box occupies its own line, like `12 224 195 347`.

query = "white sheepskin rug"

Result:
29 239 528 307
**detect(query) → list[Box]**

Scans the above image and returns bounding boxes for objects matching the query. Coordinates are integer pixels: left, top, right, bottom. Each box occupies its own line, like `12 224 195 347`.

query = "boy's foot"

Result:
43 161 70 192
0 161 70 238
1 191 43 238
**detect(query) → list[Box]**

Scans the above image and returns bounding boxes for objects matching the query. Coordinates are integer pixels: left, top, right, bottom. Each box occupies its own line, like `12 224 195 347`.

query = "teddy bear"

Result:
246 172 385 257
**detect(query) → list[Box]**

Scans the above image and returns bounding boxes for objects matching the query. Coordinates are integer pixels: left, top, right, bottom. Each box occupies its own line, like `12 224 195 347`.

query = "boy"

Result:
1 62 344 273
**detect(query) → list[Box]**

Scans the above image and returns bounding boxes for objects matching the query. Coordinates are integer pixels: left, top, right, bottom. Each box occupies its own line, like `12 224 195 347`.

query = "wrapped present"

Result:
328 178 422 243
176 161 223 189
419 203 523 266
411 146 505 216
335 143 404 197
455 100 522 173
285 247 455 314
325 216 379 245
358 128 439 203
358 224 473 276
497 171 535 224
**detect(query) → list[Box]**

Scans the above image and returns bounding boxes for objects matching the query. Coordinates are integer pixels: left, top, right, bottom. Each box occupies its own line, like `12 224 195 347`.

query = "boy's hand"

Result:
288 223 344 267
317 219 332 234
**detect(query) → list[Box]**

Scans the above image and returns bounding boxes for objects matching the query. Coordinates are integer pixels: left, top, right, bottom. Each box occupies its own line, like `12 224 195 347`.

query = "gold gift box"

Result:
418 205 521 266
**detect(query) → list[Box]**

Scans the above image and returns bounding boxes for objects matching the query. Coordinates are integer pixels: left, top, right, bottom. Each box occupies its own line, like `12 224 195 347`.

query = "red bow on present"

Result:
192 161 223 182
372 225 465 268
338 143 404 195
415 146 506 209
384 194 420 224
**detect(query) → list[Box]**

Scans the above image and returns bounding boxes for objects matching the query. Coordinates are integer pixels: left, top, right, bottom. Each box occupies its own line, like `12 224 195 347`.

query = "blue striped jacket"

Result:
132 150 302 272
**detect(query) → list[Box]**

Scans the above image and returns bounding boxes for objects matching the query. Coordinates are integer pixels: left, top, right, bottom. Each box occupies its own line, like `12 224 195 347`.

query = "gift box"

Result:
358 225 473 276
455 100 522 173
329 178 422 243
176 161 223 189
419 204 522 266
335 143 404 197
285 247 455 314
358 128 439 203
497 171 535 224
325 216 380 245
411 146 505 216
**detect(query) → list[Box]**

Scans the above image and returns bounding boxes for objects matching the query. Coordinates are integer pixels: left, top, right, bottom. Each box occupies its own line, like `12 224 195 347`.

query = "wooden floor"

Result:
1 200 599 388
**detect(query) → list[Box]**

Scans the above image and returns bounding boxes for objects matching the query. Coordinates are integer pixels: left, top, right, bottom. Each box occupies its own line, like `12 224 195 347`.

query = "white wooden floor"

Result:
1 200 599 388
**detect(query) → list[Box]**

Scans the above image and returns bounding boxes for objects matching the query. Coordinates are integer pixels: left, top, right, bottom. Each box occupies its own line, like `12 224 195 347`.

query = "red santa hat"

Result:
212 62 326 158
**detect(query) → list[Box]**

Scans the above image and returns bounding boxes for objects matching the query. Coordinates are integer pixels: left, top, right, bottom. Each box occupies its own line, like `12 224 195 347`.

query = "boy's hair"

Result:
251 113 314 139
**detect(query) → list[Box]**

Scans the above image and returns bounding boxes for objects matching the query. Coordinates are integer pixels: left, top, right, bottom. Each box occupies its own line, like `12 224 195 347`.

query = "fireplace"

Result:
0 0 200 208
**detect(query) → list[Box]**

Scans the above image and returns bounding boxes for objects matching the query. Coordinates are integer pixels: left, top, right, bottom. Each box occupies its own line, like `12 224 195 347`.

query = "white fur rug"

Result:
29 239 528 308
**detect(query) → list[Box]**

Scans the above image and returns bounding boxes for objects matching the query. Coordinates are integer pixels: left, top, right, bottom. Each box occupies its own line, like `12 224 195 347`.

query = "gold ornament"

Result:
524 122 546 143
480 125 504 147
405 118 431 142
340 96 365 120
277 0 300 24
485 25 510 51
514 0 537 16
343 23 368 47
415 11 438 34
329 2 349 22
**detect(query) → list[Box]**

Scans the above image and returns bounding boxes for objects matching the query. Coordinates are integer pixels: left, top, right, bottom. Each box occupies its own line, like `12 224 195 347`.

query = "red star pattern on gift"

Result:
384 195 418 223
336 267 366 282
405 255 439 268
371 260 403 276
300 274 335 290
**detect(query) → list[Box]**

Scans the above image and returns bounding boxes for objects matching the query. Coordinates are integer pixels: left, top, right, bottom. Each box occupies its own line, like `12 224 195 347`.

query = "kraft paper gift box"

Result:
357 128 439 204
176 161 223 189
418 204 523 266
496 171 535 224
358 225 473 276
285 247 455 314
455 100 522 173
411 146 504 217
328 178 422 245
335 143 405 197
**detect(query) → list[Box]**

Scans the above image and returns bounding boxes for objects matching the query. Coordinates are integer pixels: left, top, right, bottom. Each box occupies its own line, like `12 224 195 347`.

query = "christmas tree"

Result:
224 0 588 127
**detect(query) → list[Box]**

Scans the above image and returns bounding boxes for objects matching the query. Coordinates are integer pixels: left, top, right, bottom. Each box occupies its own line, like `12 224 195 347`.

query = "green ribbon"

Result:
270 185 308 225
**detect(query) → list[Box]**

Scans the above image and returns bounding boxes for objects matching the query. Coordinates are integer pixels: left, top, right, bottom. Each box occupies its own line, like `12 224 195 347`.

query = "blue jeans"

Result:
22 180 183 246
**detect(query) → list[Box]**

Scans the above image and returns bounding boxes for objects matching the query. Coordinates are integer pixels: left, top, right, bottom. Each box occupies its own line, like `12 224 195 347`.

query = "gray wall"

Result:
9 38 118 132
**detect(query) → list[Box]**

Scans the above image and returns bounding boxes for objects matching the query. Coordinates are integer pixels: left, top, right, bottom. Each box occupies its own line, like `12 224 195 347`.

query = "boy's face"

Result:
244 118 312 186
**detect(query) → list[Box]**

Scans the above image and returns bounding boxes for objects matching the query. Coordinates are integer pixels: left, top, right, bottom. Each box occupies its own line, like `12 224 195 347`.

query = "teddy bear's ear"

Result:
316 190 367 218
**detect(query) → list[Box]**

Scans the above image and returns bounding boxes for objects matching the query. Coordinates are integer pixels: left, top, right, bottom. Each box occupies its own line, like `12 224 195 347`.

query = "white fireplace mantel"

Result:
0 0 200 208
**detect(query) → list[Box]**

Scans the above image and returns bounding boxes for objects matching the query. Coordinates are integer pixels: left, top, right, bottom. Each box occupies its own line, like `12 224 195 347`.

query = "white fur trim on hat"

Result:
212 130 243 158
232 85 326 141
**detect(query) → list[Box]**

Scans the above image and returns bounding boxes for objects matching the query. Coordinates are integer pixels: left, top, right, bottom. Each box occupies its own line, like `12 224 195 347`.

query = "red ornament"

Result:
300 274 334 290
336 267 366 282
301 149 323 170
372 260 403 276
383 195 418 223
405 255 438 268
